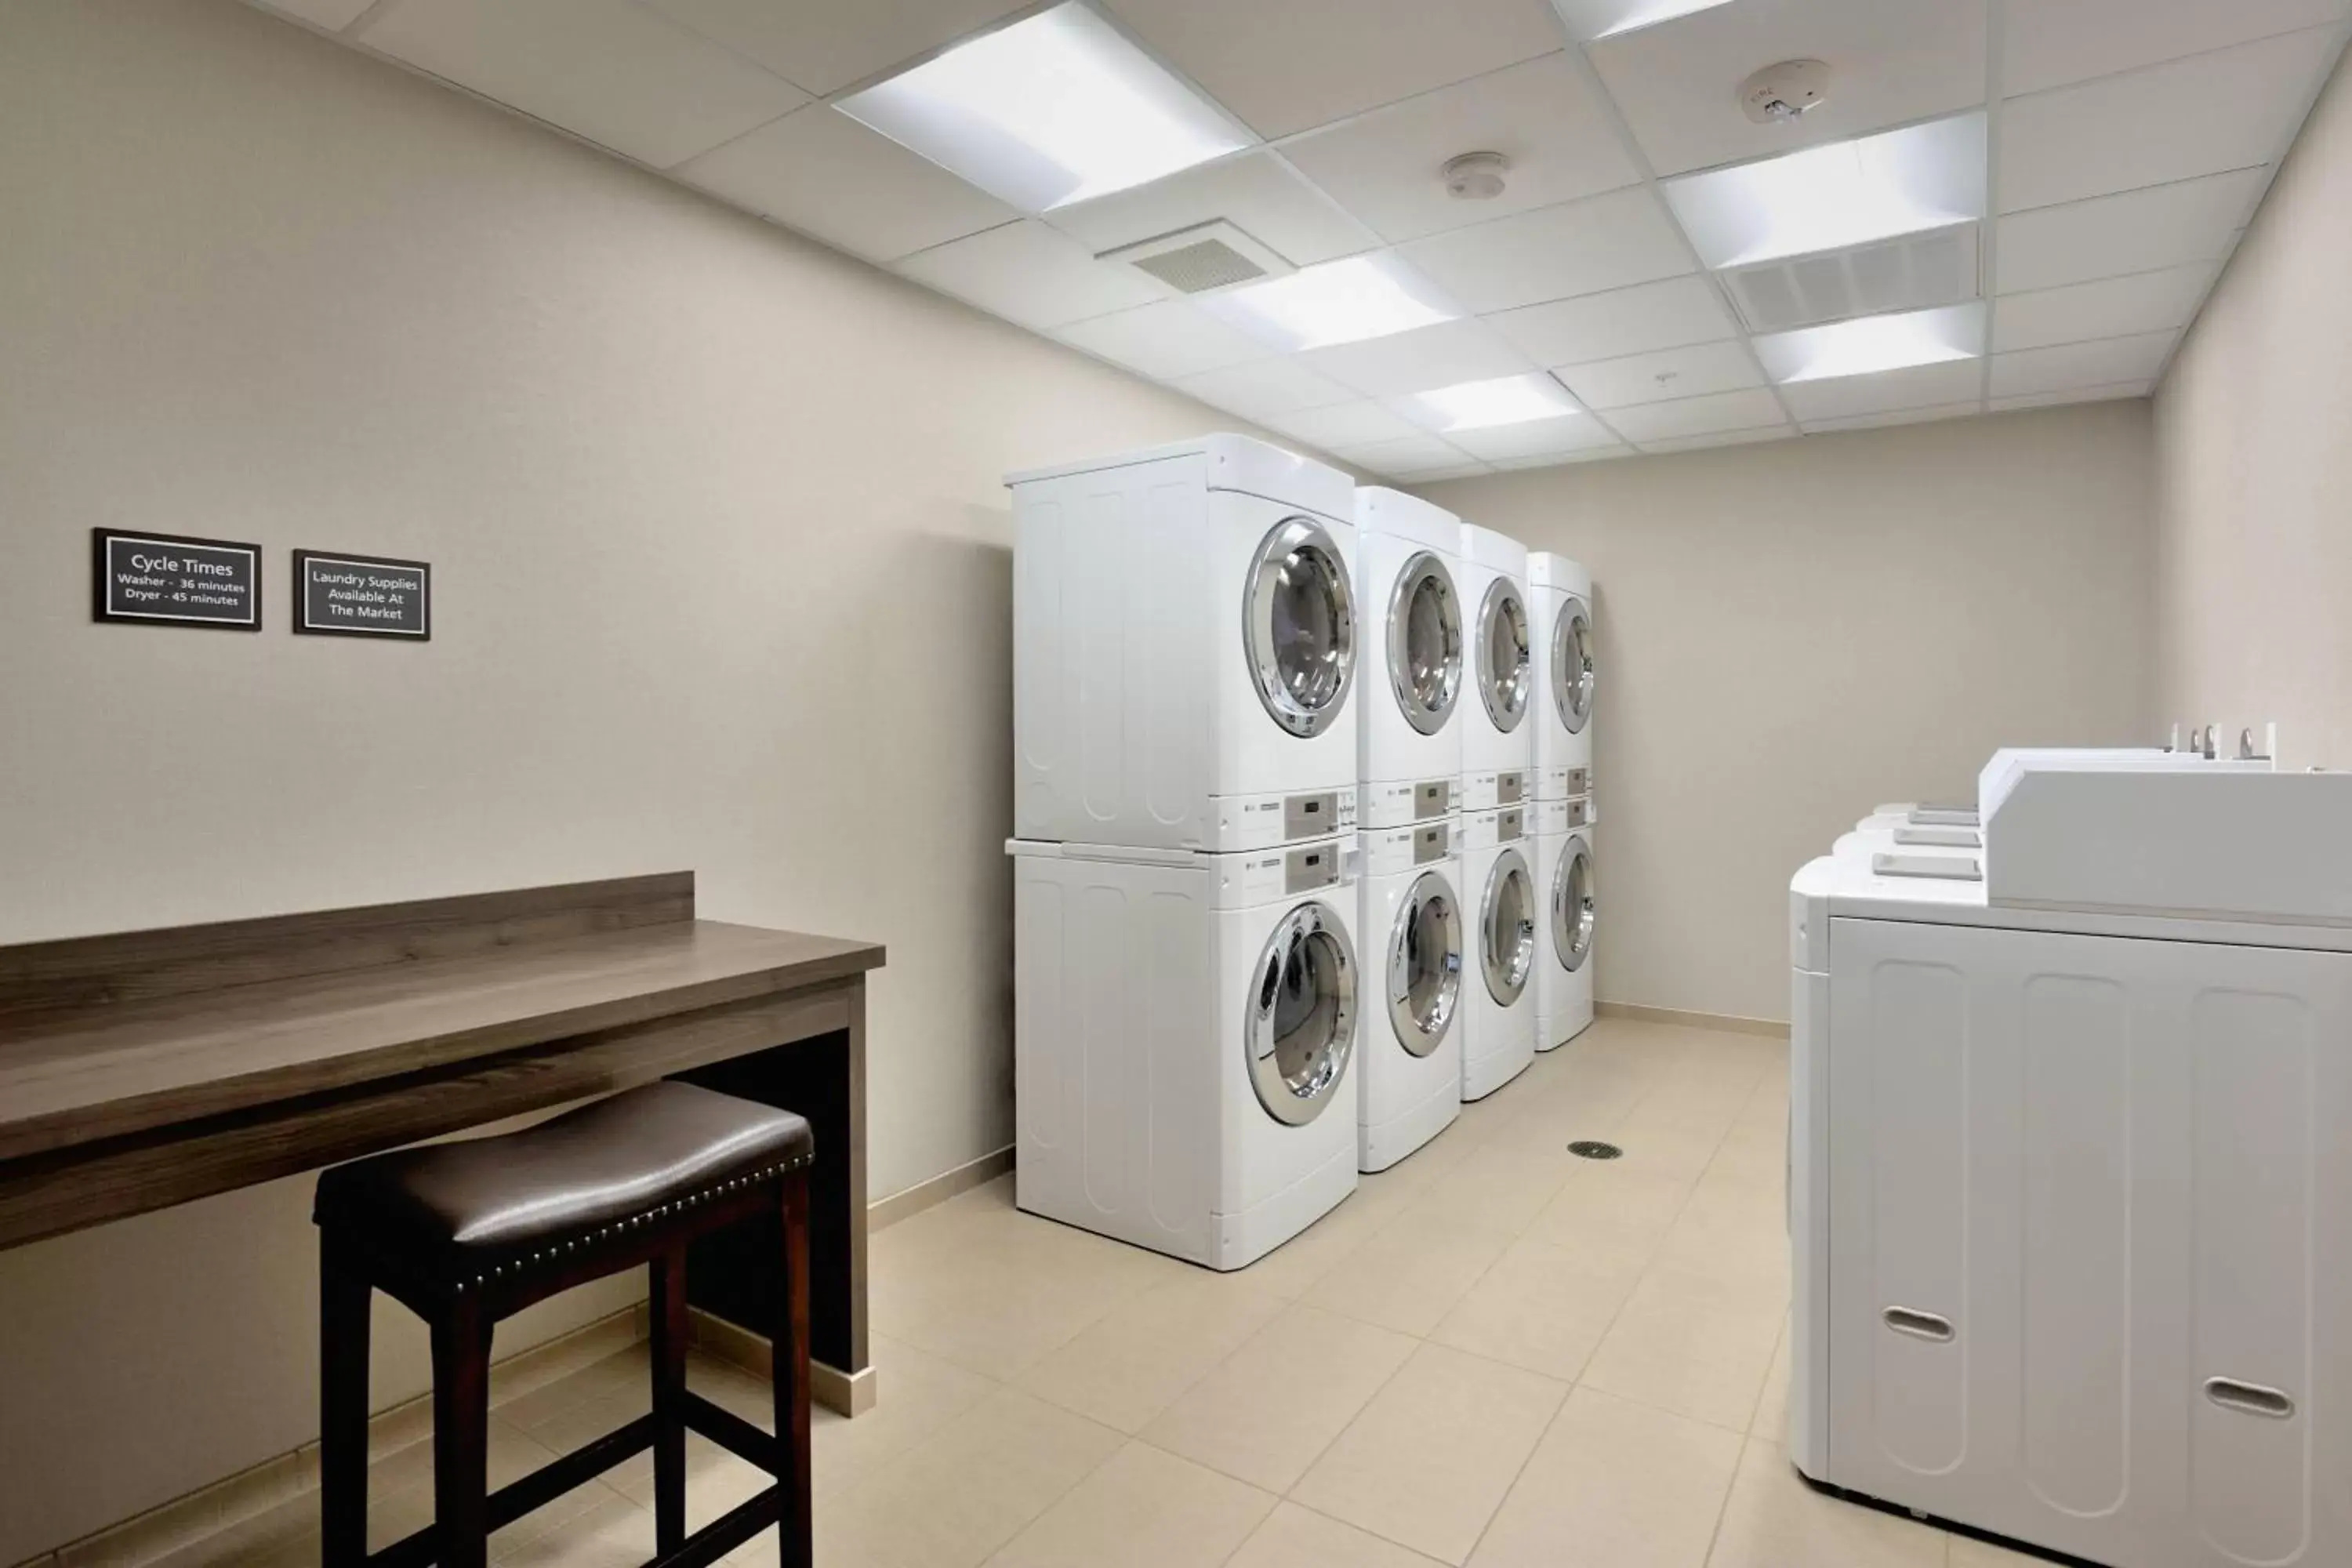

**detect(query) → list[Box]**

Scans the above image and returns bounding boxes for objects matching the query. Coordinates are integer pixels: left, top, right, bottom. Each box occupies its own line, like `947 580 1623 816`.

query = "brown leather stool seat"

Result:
314 1081 814 1568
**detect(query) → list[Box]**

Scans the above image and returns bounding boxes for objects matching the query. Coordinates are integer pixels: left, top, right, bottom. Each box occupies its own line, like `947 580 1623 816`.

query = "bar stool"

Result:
313 1081 814 1568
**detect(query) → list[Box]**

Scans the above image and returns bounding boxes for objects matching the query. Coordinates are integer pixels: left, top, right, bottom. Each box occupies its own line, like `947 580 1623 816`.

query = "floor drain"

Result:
1567 1140 1623 1160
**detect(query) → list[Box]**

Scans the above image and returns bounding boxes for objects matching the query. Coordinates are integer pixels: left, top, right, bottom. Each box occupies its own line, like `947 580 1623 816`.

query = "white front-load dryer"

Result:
1459 803 1537 1100
1532 796 1595 1051
1459 525 1533 813
1356 818 1465 1171
1355 488 1465 830
1526 553 1594 801
1008 834 1361 1269
1011 434 1360 853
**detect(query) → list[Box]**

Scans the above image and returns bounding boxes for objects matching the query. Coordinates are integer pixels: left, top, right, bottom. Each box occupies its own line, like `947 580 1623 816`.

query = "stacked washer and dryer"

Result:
1455 525 1541 1102
1528 554 1598 1052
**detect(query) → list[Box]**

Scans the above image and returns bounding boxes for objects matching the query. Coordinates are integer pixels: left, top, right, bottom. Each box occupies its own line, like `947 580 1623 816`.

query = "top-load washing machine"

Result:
1009 833 1362 1269
1356 816 1465 1171
1355 488 1465 830
1459 524 1532 813
1011 434 1359 853
1526 553 1594 802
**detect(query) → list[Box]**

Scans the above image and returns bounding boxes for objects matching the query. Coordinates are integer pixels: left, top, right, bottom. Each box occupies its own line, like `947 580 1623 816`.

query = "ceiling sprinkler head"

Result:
1443 151 1512 200
1739 59 1831 125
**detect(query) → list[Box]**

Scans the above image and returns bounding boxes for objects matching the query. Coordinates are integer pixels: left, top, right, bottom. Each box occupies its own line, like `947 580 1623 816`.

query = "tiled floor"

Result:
133 1020 2043 1567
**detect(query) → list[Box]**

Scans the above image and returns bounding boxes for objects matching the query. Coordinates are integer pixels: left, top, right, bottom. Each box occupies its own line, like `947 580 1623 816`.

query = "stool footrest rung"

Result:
368 1414 655 1568
679 1391 779 1474
646 1483 783 1568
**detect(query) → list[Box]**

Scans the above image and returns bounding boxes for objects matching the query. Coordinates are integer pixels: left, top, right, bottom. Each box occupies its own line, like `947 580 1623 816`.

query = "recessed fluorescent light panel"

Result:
1663 113 1986 270
835 3 1249 212
1752 302 1985 383
1406 375 1581 431
1205 255 1457 351
1552 0 1736 41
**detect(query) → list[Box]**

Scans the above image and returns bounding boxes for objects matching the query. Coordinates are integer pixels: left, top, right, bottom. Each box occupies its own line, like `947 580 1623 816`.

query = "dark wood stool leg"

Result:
430 1294 492 1568
650 1250 691 1552
775 1171 814 1568
319 1233 372 1568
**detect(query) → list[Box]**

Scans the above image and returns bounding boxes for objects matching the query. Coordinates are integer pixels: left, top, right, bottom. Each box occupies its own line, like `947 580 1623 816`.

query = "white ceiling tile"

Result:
1800 401 1983 434
1557 339 1762 409
1988 379 2154 411
1331 432 1483 477
673 105 1016 262
1051 299 1272 379
357 0 807 169
1044 152 1375 268
1445 413 1623 461
1265 400 1428 449
1279 54 1641 243
1296 318 1534 398
1101 0 1560 140
1998 31 2334 212
1775 357 1986 422
1588 0 1988 176
1989 332 2178 398
1407 462 1497 481
1485 276 1738 365
1170 357 1358 419
894 220 1167 328
1992 263 2216 353
2002 0 2350 98
643 0 1033 97
1636 426 1798 454
249 0 372 30
1492 445 1634 468
1994 168 2267 292
1398 187 1693 314
1602 387 1789 442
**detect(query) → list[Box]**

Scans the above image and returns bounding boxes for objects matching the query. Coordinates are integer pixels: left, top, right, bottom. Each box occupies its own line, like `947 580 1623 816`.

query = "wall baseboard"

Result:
1596 1000 1791 1039
868 1143 1014 1232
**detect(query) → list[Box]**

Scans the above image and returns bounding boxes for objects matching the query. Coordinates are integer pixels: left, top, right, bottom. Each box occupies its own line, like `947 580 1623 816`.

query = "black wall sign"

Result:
293 551 430 640
93 529 262 629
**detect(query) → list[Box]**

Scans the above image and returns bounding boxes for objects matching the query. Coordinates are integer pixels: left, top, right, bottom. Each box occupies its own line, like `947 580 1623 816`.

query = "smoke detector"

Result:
1739 59 1831 124
1443 151 1512 200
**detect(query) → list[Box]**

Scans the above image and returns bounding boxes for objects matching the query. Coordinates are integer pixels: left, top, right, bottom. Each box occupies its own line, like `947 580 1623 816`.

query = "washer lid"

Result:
1388 869 1463 1056
1477 577 1530 732
1247 899 1358 1124
1388 550 1463 737
1246 516 1357 739
1554 834 1595 973
1555 596 1595 735
1482 847 1537 1004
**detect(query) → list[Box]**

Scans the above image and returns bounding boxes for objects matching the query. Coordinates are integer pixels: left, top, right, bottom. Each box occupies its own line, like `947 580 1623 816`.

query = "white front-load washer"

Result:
1355 487 1465 830
1526 553 1594 802
1460 524 1533 813
1011 434 1359 853
1356 817 1465 1171
1532 795 1595 1051
1008 834 1361 1269
1458 802 1537 1100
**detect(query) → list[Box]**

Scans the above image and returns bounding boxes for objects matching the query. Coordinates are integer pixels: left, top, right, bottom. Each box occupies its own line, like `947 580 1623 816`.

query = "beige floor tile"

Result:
1225 1502 1447 1568
1014 1272 1285 1432
816 1387 1122 1568
982 1441 1274 1567
1750 1318 1791 1439
1707 1438 1946 1567
1428 1234 1641 1381
1468 1386 1742 1568
809 1333 996 1497
1580 1264 1785 1433
1650 1178 1791 1305
140 1495 318 1568
1403 1138 1585 1236
1140 1304 1415 1494
495 1492 656 1568
1522 1163 1693 1272
1302 1206 1515 1337
1291 1344 1568 1566
1949 1534 2050 1564
1228 1174 1421 1299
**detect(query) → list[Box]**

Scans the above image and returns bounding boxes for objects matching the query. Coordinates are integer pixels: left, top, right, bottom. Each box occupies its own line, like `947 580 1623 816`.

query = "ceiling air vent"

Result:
1101 220 1295 296
1724 223 1980 335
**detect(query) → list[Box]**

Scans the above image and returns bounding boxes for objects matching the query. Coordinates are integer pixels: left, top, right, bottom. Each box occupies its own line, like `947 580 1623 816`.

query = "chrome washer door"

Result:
1388 869 1462 1057
1387 552 1462 736
1477 578 1530 733
1245 517 1357 739
1554 834 1595 974
1555 596 1595 735
1247 900 1359 1125
1482 848 1537 1005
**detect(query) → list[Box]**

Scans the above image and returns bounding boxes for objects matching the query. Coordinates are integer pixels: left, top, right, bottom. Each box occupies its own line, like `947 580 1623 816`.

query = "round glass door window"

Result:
1387 552 1462 736
1482 849 1537 1005
1247 901 1358 1124
1555 597 1595 735
1245 517 1356 739
1554 836 1595 974
1478 579 1530 732
1388 869 1462 1056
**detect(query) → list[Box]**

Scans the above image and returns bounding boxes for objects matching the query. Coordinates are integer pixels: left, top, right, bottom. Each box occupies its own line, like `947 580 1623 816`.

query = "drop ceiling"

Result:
249 0 2350 480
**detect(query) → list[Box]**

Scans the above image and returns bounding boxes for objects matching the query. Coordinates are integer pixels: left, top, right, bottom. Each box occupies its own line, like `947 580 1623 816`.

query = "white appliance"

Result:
1532 795 1596 1051
1458 802 1537 1100
1010 834 1360 1269
1459 524 1533 812
1526 553 1594 802
1355 488 1466 829
1356 818 1465 1171
1788 757 2352 1568
1011 434 1359 853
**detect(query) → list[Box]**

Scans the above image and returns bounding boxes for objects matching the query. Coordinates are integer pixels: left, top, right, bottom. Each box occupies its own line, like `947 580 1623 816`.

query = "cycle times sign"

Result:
93 529 261 629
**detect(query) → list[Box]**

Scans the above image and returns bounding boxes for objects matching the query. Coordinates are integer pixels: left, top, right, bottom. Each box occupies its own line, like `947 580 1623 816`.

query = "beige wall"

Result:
0 2 1298 1558
2154 49 2352 769
1416 403 2158 1023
